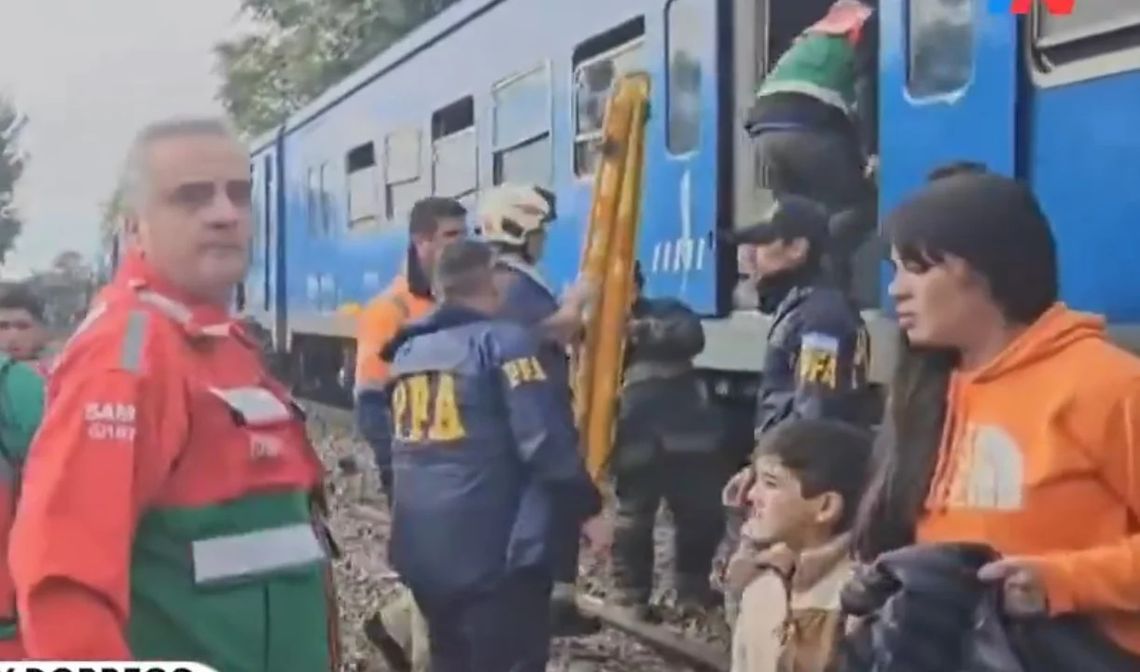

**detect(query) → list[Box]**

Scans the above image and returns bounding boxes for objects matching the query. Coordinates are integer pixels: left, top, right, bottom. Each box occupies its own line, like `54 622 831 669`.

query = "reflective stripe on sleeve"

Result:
208 386 294 426
119 310 149 373
191 522 327 585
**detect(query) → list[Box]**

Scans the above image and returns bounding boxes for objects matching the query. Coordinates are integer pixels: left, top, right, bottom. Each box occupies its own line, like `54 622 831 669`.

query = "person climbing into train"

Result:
610 262 727 620
354 196 467 507
714 194 872 623
382 239 605 672
745 0 879 291
8 117 341 669
0 284 54 377
845 169 1140 666
0 352 45 660
476 182 603 636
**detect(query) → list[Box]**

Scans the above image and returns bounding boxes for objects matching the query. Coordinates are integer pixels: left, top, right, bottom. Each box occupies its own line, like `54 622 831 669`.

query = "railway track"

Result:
301 397 731 672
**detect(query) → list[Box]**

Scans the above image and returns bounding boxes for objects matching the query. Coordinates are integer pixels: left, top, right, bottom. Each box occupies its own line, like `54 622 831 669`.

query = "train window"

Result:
319 163 334 234
346 142 380 228
572 18 646 176
1037 0 1140 49
306 163 333 235
907 0 974 98
250 162 263 261
1033 0 1140 74
666 0 703 154
492 64 553 187
494 136 552 186
432 96 477 199
306 167 319 234
385 129 424 219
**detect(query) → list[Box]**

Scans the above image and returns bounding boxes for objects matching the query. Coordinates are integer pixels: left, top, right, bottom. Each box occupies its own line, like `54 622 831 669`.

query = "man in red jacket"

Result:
9 117 338 669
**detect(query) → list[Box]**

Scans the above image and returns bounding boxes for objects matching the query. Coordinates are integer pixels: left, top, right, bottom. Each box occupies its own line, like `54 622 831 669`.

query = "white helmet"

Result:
476 183 556 247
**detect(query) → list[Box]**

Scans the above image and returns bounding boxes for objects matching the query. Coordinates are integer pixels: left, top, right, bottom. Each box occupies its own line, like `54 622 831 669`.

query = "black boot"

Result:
673 573 719 616
550 583 601 637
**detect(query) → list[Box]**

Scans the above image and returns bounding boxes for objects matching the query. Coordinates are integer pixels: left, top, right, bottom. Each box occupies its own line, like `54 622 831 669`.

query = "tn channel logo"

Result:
987 0 1076 14
2 664 217 672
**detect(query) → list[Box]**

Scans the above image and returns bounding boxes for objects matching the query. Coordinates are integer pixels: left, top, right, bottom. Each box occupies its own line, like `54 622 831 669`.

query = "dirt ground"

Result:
307 406 728 672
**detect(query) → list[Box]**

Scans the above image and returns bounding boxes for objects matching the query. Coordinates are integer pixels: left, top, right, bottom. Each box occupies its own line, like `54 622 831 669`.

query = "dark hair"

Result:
852 341 955 559
434 239 494 300
409 197 467 237
0 283 46 323
855 172 1057 560
926 160 988 182
887 172 1058 324
756 419 874 533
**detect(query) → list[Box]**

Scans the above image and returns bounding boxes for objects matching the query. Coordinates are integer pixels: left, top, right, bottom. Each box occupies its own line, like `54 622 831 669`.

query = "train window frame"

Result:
1027 2 1140 88
665 0 704 155
571 25 647 178
306 166 321 235
345 142 381 229
384 128 425 220
431 95 478 200
319 163 334 235
250 161 264 263
905 0 976 101
491 62 554 188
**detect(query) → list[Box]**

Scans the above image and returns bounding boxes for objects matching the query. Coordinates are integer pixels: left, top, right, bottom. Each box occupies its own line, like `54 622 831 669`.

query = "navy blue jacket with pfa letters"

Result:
755 284 872 436
382 304 600 603
493 256 571 394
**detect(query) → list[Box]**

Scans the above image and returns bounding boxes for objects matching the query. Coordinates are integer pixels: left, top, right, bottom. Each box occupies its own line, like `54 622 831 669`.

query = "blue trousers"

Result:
417 570 553 672
355 390 394 496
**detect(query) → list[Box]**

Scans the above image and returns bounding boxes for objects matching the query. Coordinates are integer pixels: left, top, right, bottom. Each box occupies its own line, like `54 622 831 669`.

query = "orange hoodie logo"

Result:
943 423 1025 511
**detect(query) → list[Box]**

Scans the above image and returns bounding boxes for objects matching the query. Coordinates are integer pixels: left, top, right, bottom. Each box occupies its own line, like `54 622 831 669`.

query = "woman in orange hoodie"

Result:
855 168 1140 656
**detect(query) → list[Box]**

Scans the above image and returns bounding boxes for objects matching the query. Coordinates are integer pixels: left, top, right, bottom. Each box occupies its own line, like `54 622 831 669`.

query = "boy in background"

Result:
724 419 871 672
0 284 52 377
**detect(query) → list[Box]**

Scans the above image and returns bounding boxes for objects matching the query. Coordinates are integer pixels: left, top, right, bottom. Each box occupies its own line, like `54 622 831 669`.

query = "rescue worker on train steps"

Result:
381 239 605 671
8 117 340 670
735 195 871 439
610 264 727 620
745 0 879 290
354 197 467 507
476 183 602 636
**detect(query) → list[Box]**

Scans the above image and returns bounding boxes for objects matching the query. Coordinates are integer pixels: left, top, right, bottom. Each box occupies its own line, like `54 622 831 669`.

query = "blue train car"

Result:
879 0 1140 351
242 0 841 394
241 0 1140 402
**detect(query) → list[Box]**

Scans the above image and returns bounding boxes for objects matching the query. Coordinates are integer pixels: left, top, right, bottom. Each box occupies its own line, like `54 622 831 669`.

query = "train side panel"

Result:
1025 6 1140 328
271 0 723 349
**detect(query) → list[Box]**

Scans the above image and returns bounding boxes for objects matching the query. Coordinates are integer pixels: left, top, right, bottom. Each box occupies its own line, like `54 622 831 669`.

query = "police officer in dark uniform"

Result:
716 195 872 620
734 194 871 436
610 264 726 619
476 183 599 636
383 239 603 672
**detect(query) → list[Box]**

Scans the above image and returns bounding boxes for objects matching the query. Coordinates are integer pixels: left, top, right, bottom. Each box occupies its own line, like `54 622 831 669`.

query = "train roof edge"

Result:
248 0 504 152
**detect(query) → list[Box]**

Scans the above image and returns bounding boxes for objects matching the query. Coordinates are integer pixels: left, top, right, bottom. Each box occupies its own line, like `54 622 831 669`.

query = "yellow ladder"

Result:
573 72 651 482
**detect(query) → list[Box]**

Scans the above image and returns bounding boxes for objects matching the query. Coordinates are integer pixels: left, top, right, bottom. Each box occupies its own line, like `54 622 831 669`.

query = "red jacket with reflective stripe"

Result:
9 251 326 660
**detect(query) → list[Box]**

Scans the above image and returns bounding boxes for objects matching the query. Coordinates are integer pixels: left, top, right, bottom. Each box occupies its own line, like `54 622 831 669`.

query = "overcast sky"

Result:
0 0 244 278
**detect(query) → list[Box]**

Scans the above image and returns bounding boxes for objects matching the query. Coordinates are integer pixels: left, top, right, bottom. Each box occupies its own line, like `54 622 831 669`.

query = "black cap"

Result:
723 195 830 246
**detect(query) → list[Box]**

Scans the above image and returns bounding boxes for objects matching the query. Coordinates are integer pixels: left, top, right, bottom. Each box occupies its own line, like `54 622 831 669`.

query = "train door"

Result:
729 0 843 309
261 154 275 314
640 0 720 313
879 0 1018 213
246 159 267 315
270 146 289 353
245 149 281 342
